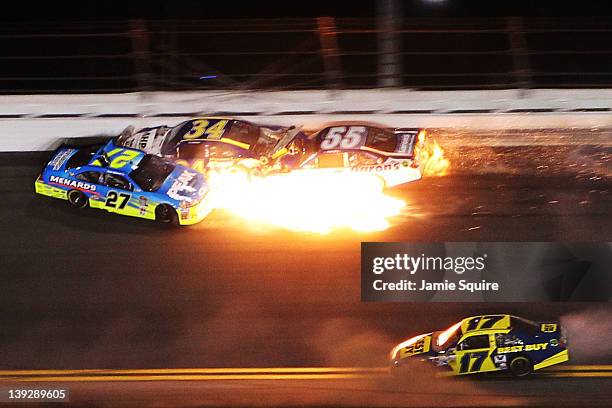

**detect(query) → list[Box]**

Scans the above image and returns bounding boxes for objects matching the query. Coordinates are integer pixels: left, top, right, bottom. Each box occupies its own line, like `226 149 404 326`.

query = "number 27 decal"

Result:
106 191 130 209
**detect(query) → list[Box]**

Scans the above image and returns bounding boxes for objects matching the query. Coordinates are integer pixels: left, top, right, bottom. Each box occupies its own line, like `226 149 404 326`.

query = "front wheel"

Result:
509 356 532 377
155 204 178 226
67 190 89 208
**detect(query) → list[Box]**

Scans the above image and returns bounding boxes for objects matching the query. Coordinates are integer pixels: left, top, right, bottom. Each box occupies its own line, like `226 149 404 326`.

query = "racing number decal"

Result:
108 149 141 169
465 315 505 331
185 119 229 140
105 191 130 209
402 338 427 356
459 351 489 374
320 126 366 150
92 148 141 169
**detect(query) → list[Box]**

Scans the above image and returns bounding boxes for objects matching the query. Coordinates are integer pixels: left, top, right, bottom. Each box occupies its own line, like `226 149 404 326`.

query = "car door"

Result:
101 172 135 215
449 333 499 375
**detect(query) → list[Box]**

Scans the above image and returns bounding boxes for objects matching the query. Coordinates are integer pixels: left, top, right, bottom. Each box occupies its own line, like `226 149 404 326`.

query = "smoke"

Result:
308 318 524 407
561 307 612 363
310 318 395 367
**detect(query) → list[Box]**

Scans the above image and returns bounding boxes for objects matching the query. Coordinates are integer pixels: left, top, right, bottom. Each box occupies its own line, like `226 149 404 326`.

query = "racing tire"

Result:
509 356 533 377
155 204 178 226
67 190 89 209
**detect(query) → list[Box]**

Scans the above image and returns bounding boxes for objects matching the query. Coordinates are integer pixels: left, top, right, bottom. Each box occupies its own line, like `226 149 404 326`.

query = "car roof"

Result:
460 314 512 334
87 144 145 174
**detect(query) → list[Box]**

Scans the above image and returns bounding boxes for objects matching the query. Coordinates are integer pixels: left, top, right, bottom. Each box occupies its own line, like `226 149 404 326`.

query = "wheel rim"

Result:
157 205 172 222
69 191 86 208
512 358 530 375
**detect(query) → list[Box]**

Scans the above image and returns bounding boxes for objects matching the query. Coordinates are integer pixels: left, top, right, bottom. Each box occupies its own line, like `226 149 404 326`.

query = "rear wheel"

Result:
155 204 178 226
509 356 532 377
67 190 89 208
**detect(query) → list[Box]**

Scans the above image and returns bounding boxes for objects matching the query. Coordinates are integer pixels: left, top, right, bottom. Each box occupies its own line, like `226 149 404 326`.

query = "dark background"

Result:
4 0 612 22
3 0 612 93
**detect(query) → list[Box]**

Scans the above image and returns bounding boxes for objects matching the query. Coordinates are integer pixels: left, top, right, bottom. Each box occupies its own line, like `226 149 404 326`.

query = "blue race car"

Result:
35 140 213 225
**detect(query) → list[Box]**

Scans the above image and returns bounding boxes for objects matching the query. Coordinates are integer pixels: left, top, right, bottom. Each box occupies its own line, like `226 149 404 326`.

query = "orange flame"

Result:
436 320 463 347
207 170 406 234
415 130 450 177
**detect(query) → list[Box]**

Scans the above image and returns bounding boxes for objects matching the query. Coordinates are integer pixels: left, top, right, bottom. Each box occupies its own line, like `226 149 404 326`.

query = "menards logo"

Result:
49 175 97 191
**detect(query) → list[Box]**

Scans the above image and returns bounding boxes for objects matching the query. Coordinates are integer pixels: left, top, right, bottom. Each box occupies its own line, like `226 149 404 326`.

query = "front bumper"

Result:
178 196 214 226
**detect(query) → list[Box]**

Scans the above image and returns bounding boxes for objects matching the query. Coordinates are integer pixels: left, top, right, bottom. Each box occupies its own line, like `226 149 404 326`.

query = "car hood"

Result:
391 332 433 360
158 166 208 204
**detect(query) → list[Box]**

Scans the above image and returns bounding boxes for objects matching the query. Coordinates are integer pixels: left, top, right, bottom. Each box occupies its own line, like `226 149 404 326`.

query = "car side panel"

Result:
449 333 501 375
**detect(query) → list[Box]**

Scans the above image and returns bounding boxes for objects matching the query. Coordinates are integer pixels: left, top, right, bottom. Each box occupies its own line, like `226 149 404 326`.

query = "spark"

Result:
207 170 406 234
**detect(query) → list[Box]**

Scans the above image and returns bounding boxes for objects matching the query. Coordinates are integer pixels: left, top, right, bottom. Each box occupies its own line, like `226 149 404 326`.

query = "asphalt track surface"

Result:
0 144 611 407
0 366 611 407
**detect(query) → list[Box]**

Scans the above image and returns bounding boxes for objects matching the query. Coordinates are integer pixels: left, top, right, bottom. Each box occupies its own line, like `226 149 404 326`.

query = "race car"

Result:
35 140 213 225
279 124 423 188
390 314 569 377
115 117 302 175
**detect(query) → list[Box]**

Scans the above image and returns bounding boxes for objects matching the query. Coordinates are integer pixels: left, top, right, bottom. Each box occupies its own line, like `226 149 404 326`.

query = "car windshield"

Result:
366 127 399 152
161 122 191 155
65 144 102 169
129 154 175 192
511 316 540 332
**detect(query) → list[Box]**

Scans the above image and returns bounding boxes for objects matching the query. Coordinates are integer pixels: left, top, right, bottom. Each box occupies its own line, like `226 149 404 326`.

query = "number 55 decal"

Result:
106 191 131 209
459 351 489 373
320 126 366 150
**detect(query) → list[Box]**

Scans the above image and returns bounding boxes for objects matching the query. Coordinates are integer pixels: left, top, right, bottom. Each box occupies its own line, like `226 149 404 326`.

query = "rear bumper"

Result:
534 349 570 371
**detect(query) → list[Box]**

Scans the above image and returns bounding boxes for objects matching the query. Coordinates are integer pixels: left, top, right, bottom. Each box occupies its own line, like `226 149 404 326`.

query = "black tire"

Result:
155 204 178 225
509 356 533 377
67 190 89 208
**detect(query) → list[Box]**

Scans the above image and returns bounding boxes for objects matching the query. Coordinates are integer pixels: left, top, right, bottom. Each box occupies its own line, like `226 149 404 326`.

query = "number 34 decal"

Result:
320 126 367 150
105 191 130 209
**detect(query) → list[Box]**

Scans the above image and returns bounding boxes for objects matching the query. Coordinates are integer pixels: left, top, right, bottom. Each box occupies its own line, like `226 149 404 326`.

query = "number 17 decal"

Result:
459 351 489 373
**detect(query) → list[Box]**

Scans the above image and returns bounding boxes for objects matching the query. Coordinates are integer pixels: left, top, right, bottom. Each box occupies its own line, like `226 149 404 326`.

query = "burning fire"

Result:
436 320 462 347
207 170 405 234
416 131 450 176
198 130 449 233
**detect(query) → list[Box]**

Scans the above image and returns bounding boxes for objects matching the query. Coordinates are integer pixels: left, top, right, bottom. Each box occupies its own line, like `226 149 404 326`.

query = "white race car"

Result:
281 123 424 187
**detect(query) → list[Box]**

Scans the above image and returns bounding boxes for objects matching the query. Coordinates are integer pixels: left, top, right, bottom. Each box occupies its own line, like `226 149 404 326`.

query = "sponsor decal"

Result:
550 339 559 347
138 196 149 216
497 342 549 354
138 134 150 149
50 149 76 170
49 175 96 192
167 170 197 200
352 161 401 173
396 134 412 153
493 355 507 363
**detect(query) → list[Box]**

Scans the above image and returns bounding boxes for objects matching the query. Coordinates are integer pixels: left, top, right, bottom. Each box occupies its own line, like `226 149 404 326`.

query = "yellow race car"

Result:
390 314 569 377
